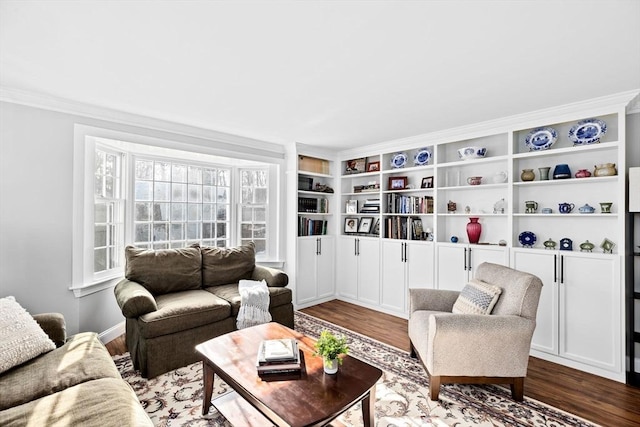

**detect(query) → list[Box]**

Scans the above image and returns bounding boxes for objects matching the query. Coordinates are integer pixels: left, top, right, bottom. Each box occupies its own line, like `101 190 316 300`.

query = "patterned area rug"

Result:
114 311 599 426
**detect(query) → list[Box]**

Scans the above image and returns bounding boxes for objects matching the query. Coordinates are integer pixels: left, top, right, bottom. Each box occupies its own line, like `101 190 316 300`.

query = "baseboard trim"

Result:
99 321 125 345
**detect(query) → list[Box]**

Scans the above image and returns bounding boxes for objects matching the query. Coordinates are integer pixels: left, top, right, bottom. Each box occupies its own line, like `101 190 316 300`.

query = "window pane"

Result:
153 203 169 221
135 223 150 242
172 183 186 201
187 223 200 239
154 161 171 181
253 239 266 254
172 164 187 183
188 204 201 221
242 187 253 204
154 182 170 201
216 205 228 221
95 203 107 222
170 223 184 240
153 223 168 241
254 225 266 238
202 204 214 221
95 225 107 247
203 168 215 185
104 176 115 198
202 222 212 239
95 151 105 174
188 184 202 202
153 242 169 250
217 170 229 186
109 247 121 269
241 224 253 239
241 206 252 221
135 181 152 201
135 202 151 221
171 203 186 221
255 188 267 204
105 153 116 177
255 207 266 222
203 186 215 203
217 188 228 203
216 223 227 239
188 166 202 184
94 248 106 272
241 170 254 187
135 159 153 180
94 174 103 197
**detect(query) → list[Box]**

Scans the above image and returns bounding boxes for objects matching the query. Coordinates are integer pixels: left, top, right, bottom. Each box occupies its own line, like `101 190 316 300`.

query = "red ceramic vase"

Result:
466 217 482 244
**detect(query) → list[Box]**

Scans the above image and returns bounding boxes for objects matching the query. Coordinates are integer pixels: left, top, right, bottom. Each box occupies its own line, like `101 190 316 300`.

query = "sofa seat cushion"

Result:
0 377 153 427
0 332 119 410
200 242 256 286
125 246 202 294
205 284 292 316
138 290 231 338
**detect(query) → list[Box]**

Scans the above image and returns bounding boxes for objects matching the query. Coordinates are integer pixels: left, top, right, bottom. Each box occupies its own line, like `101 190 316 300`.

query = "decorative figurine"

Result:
447 200 457 213
559 238 573 251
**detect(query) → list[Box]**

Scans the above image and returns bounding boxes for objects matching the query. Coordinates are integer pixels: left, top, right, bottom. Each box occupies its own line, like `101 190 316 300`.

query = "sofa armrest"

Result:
409 288 459 313
32 313 66 347
427 313 535 377
114 279 158 318
251 265 289 287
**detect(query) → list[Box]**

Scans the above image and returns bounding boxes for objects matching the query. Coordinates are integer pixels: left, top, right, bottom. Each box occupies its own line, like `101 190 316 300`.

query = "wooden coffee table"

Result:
195 322 382 426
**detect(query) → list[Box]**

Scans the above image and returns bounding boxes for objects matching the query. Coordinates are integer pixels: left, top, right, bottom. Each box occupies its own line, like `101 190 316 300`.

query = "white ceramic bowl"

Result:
457 146 487 160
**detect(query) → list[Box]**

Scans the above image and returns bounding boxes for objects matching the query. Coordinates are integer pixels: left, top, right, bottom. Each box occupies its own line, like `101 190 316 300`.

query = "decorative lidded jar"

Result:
594 163 617 177
520 169 535 182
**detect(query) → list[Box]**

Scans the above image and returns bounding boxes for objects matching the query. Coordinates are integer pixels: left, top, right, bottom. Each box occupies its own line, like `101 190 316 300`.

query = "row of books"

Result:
360 198 380 213
386 194 433 214
256 339 302 377
298 217 327 236
298 197 329 213
384 216 426 240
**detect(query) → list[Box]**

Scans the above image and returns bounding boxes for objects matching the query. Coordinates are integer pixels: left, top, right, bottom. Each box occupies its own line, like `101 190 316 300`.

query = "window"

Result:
72 125 284 297
93 147 125 276
132 158 232 249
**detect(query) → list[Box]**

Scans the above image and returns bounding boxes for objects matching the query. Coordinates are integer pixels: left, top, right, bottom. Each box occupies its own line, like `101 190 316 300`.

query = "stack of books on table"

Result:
256 339 302 378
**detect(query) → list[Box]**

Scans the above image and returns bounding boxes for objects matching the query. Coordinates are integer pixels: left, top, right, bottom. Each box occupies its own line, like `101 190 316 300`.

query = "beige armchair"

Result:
408 262 542 401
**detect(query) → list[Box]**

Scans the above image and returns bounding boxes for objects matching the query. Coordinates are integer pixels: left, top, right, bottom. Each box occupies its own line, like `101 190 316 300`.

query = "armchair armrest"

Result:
33 313 66 347
409 288 459 313
114 279 158 318
252 265 289 287
427 313 536 377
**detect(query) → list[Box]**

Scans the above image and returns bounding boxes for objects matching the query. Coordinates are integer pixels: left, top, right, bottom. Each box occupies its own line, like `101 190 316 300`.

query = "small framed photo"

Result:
421 176 434 188
358 217 374 233
345 199 358 214
344 217 359 233
388 176 408 190
345 158 366 174
366 161 380 173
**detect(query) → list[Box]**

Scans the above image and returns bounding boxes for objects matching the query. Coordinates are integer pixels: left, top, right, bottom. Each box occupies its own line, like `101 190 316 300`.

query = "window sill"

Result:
257 260 285 269
69 276 121 298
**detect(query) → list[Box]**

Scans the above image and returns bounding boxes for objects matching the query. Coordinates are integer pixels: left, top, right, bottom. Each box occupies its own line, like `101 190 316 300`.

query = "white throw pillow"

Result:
0 296 56 374
452 279 502 315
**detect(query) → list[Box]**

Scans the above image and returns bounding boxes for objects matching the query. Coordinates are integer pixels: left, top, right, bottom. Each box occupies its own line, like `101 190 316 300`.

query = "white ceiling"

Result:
1 1 639 151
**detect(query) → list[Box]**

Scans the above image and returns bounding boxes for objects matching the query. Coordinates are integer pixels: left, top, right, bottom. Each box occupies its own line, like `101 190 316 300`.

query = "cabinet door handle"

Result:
560 255 564 284
553 254 557 283
404 242 408 263
468 247 472 271
317 238 321 255
400 242 404 262
354 239 357 256
356 239 360 256
464 248 468 270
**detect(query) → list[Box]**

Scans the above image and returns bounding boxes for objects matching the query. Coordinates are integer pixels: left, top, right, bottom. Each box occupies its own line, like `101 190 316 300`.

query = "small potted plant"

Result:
313 330 349 374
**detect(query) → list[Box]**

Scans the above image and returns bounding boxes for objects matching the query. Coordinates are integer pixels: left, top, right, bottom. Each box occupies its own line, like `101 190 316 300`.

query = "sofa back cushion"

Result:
125 246 202 294
200 242 255 286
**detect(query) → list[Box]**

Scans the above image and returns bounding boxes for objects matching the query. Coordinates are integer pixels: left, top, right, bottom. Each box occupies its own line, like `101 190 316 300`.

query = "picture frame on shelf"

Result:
344 217 359 233
388 176 408 190
421 176 434 188
345 158 366 174
345 199 358 214
358 217 374 233
366 161 380 173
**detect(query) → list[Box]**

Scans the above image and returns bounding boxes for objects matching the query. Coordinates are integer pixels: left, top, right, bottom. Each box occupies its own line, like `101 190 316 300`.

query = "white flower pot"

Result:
323 358 338 374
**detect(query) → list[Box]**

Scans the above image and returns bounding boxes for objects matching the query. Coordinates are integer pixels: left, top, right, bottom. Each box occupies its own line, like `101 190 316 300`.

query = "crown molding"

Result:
0 86 286 158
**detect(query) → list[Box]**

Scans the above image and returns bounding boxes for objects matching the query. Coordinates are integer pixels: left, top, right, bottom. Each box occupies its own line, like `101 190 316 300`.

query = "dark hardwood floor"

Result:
106 299 640 427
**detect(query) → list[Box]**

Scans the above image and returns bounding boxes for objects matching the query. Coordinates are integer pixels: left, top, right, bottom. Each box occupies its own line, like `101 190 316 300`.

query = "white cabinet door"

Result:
406 242 434 289
381 240 406 312
560 253 620 371
316 236 335 299
357 238 381 305
436 243 469 291
468 244 509 275
296 237 319 304
336 236 358 299
510 248 558 354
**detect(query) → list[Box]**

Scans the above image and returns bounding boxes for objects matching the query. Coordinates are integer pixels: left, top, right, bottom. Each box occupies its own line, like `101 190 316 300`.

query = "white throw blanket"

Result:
236 279 272 329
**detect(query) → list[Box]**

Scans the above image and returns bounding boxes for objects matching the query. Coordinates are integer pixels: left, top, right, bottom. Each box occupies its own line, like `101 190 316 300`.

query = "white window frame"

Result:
71 125 284 297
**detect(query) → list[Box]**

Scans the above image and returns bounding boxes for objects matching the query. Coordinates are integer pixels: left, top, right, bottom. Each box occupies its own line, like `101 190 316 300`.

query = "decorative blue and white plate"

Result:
568 118 607 145
391 152 407 168
519 231 537 247
413 148 431 166
525 127 558 151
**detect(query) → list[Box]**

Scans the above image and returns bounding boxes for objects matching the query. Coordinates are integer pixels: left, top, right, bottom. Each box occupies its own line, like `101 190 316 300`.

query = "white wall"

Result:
0 101 286 335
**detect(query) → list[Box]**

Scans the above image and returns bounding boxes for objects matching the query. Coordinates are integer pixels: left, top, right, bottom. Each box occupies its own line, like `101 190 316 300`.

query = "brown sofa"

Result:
0 313 152 427
114 242 293 378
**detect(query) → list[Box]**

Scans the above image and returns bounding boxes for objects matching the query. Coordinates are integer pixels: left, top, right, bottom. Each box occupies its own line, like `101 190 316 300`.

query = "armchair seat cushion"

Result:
0 332 119 411
206 284 293 316
138 290 231 338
